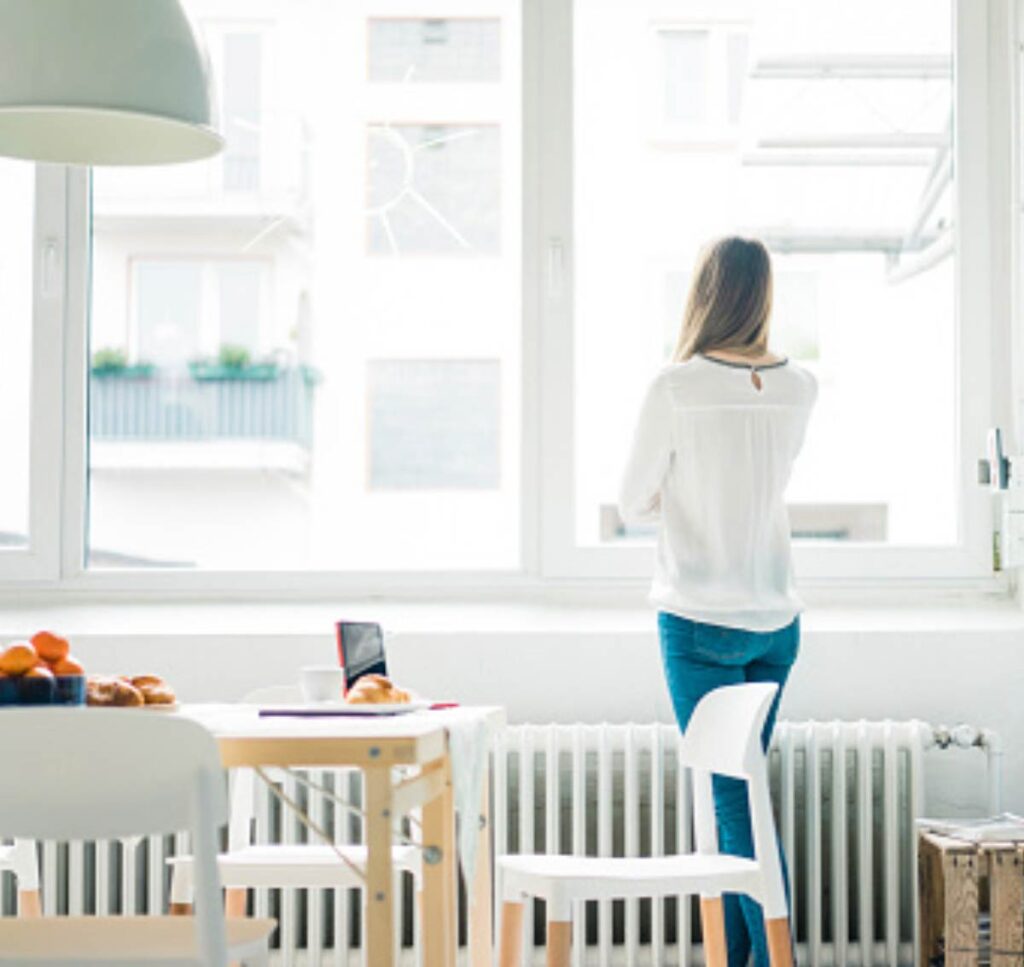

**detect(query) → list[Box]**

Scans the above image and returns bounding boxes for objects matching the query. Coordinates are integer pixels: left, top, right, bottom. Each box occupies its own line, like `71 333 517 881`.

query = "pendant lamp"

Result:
0 0 223 165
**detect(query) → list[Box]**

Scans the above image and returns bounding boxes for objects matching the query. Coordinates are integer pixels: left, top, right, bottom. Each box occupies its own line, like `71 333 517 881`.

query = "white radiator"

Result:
0 721 997 967
491 721 994 967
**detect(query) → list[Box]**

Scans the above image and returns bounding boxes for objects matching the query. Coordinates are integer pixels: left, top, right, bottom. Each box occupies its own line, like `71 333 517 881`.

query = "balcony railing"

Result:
90 368 316 447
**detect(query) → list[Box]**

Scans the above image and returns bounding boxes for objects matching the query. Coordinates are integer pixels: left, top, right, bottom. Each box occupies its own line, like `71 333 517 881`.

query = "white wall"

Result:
0 600 1009 815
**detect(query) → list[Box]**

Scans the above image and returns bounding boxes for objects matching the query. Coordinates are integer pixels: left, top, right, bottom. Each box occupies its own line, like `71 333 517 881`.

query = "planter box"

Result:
92 364 157 379
189 362 279 381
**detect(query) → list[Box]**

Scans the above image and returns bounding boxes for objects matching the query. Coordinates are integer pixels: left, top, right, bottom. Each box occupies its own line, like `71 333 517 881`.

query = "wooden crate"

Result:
918 830 1024 966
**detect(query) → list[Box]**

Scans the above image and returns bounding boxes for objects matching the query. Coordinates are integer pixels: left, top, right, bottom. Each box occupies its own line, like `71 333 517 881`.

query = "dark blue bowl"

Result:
0 674 56 706
54 675 85 706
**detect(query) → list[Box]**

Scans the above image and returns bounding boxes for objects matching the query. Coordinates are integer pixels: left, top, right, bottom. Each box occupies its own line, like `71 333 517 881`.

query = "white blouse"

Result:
619 354 817 632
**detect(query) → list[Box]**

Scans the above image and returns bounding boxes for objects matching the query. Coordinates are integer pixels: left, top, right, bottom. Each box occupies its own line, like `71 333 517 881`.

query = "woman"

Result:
619 236 816 967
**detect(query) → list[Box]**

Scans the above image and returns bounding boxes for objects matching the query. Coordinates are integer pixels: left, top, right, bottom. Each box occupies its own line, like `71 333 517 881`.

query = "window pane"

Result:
88 1 520 571
576 0 955 546
222 32 262 192
218 262 263 356
368 18 501 82
368 360 501 489
0 160 32 548
660 31 709 124
367 124 501 255
134 261 202 368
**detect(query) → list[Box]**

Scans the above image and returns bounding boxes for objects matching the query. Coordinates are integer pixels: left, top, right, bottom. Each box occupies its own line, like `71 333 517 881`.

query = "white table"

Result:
180 703 505 967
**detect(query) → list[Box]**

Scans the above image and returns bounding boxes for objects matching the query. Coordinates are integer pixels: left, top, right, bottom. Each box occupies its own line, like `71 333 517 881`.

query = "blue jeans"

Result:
658 611 799 967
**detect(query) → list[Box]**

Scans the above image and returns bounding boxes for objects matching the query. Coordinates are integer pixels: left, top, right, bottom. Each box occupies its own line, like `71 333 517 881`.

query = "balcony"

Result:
89 367 318 472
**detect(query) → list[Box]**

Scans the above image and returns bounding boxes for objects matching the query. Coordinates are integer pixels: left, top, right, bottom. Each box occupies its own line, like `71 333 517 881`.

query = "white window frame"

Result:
0 165 68 581
0 0 1010 596
534 0 1003 589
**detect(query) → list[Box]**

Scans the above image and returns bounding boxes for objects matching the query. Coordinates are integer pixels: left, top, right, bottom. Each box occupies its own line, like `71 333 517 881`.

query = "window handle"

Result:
40 237 62 300
547 237 565 299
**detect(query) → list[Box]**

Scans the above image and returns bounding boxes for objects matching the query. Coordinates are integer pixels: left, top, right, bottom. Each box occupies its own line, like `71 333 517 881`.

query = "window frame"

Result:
0 165 68 582
534 0 1003 588
0 0 1010 595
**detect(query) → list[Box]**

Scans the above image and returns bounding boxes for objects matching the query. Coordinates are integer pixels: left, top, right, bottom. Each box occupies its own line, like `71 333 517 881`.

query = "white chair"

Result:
0 839 41 916
0 708 275 966
497 682 794 967
168 686 422 951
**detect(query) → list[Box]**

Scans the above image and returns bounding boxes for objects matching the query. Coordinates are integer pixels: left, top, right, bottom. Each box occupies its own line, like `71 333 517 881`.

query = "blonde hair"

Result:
673 236 773 362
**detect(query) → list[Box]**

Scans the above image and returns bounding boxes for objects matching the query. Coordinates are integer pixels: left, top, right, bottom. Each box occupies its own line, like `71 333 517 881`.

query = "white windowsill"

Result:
0 593 1019 638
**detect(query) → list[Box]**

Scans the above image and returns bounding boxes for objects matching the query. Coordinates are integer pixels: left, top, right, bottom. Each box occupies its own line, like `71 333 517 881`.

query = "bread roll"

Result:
86 675 144 707
346 675 411 705
130 674 177 705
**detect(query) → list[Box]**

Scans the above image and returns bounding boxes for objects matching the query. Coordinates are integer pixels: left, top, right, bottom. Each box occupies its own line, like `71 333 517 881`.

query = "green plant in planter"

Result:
218 344 251 370
91 347 127 374
189 344 279 380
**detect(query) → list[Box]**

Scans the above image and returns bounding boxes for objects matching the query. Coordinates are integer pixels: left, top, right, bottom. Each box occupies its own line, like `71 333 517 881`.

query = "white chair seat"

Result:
0 915 275 964
500 853 762 908
170 843 422 890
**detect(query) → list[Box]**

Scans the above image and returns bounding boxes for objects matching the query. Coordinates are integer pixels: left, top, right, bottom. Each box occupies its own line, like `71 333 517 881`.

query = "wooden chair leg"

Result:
547 919 571 967
700 897 728 967
766 916 794 967
225 887 248 918
17 889 41 918
499 900 525 967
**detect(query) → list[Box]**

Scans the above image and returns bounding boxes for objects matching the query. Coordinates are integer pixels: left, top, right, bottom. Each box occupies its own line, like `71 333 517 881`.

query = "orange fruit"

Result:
24 665 53 680
50 655 84 677
31 631 69 664
0 643 39 676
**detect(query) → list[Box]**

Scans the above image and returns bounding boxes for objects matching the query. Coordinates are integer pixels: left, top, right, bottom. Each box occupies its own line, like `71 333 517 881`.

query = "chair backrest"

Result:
681 683 789 918
0 709 226 841
677 682 778 781
0 709 230 964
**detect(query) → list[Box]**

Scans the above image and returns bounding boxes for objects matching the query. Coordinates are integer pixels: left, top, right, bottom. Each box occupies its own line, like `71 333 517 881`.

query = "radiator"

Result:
491 721 995 967
0 721 997 967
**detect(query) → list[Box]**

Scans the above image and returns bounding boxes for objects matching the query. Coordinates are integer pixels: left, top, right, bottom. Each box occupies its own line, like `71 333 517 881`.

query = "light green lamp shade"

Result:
0 0 223 165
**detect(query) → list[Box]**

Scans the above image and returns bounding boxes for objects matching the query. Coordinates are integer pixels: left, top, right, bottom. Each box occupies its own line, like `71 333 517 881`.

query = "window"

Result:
366 124 501 255
541 0 993 581
0 0 1003 591
652 23 750 139
127 259 267 367
0 160 34 550
368 18 501 83
84 0 521 573
368 359 501 489
221 31 263 192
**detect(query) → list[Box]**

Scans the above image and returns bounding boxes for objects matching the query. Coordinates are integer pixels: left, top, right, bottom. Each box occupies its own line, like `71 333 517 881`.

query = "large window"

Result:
86 1 521 572
0 161 34 551
0 0 1004 590
542 0 992 581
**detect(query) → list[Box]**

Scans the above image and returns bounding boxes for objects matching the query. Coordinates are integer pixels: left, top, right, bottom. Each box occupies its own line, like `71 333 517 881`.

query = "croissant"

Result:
346 674 410 705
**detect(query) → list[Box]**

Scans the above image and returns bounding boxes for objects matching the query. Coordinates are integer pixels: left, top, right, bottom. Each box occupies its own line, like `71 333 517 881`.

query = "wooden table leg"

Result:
365 764 396 967
469 758 493 967
422 755 456 967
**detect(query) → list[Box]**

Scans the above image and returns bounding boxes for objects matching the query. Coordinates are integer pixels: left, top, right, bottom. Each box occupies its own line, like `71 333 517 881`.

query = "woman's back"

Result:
619 354 817 631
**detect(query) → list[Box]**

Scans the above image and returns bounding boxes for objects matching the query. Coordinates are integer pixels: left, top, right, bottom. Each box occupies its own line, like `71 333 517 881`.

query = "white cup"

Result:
300 666 344 704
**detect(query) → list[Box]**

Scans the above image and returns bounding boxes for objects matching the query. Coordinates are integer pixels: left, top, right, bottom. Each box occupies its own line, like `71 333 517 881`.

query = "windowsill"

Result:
0 589 1018 637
